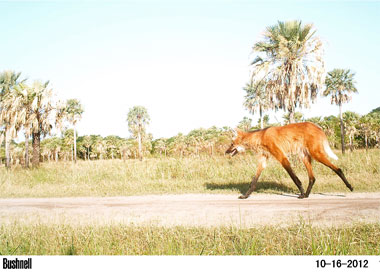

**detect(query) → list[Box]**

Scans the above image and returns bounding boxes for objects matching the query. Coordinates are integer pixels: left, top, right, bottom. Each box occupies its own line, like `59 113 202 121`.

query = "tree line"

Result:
1 107 379 166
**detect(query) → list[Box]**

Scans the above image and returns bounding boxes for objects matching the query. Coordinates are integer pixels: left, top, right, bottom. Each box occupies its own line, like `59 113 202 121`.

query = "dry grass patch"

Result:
0 149 379 198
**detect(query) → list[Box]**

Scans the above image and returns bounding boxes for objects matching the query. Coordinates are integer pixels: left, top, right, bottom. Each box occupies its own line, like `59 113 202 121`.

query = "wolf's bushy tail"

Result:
323 141 338 160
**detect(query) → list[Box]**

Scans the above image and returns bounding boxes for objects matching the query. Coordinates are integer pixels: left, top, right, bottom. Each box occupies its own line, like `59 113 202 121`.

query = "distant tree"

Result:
62 129 74 161
306 116 323 126
324 69 358 154
127 106 150 161
104 135 121 159
359 115 373 151
283 112 304 124
238 117 252 131
369 112 380 148
49 137 62 162
82 135 92 160
257 115 270 129
320 115 340 147
370 107 380 114
250 20 325 123
153 138 168 157
343 111 360 151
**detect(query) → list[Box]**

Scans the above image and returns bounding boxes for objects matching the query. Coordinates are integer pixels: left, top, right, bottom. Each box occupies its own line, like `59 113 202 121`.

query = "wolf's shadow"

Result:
205 181 295 194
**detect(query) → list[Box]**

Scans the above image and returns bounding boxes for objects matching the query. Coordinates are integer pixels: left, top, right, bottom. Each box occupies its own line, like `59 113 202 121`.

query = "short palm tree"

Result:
127 106 150 161
324 68 358 154
250 20 325 123
65 99 84 163
243 81 271 129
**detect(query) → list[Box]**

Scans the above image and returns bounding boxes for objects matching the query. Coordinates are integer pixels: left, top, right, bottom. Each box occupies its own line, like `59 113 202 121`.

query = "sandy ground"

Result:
1 193 380 227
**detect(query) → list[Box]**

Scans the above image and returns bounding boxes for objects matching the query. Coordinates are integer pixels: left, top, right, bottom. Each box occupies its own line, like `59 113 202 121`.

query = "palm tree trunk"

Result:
5 127 11 169
137 131 142 161
339 103 345 154
25 132 30 168
32 131 41 167
73 124 77 163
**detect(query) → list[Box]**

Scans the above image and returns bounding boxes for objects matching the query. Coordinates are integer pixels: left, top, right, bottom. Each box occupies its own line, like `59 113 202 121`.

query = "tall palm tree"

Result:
0 71 25 168
8 83 37 168
0 94 24 168
127 106 150 161
250 20 325 123
243 81 271 129
65 99 84 163
28 81 55 167
324 68 358 154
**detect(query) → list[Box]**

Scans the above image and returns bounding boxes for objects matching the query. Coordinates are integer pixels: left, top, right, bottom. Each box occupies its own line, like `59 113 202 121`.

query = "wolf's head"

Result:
225 128 246 156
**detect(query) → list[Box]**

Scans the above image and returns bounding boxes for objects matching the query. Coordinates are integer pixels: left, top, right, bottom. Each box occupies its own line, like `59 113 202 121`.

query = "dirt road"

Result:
1 193 379 227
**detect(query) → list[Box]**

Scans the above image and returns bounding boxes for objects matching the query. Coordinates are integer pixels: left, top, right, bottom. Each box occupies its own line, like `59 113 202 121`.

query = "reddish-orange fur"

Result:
225 122 353 199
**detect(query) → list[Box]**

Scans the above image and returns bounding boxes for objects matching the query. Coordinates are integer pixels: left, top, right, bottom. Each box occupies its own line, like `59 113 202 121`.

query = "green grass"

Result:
0 149 379 198
1 222 379 255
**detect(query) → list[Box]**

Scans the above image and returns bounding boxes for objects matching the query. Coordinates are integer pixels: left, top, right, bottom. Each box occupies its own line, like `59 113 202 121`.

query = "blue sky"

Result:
1 0 379 139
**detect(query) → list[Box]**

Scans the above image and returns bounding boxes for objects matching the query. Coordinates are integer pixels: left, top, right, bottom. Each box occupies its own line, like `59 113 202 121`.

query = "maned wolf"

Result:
225 122 353 199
